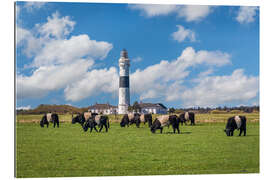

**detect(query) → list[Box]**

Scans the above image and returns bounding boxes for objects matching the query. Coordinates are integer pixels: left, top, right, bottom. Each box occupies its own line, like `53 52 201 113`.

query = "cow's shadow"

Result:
164 132 192 135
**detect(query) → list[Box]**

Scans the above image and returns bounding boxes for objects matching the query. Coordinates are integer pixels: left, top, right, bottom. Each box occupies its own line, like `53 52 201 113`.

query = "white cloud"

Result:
131 47 231 101
128 4 178 17
132 56 143 63
16 27 31 45
33 34 113 67
129 4 212 22
197 68 214 77
172 25 196 43
17 60 94 99
36 11 75 39
178 5 212 22
24 2 47 12
16 105 31 110
180 69 259 107
17 12 114 100
64 67 119 102
236 6 258 24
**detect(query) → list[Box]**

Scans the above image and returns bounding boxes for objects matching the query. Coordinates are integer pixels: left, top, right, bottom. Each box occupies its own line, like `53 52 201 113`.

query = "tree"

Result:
133 101 141 113
169 107 175 114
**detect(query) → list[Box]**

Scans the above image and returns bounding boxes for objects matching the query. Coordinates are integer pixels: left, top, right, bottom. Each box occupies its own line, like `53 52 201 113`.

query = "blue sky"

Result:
16 1 259 109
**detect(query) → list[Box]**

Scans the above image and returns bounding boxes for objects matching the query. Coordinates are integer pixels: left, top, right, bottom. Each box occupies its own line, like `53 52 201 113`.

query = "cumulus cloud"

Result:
130 47 231 101
178 5 212 22
36 11 75 39
16 27 31 45
180 69 259 107
129 4 212 22
64 67 119 102
236 6 258 24
33 34 113 67
17 12 114 101
128 4 179 17
172 25 196 43
16 105 31 110
24 1 47 12
17 60 94 99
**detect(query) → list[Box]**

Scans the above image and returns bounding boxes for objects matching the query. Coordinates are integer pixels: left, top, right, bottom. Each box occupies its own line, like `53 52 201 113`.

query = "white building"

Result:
88 103 118 115
139 102 167 114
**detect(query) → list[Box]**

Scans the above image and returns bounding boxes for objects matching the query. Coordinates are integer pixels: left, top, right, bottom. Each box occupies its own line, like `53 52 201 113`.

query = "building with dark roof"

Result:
138 102 167 114
88 103 118 114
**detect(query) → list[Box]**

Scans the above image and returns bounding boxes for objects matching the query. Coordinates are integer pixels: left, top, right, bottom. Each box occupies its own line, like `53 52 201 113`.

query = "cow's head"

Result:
71 115 78 124
224 129 231 136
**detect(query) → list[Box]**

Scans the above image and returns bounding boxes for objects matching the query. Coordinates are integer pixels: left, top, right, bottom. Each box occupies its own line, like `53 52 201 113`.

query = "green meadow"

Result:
16 113 259 177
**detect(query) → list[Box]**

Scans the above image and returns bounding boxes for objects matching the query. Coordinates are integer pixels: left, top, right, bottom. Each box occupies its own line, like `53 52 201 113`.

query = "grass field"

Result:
16 113 259 177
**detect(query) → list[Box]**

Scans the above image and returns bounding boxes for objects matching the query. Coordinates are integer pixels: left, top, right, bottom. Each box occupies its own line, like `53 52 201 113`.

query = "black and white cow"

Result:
40 114 49 128
83 115 110 133
72 113 85 126
179 112 195 125
120 114 130 127
150 115 180 134
224 115 246 136
72 112 98 126
128 113 141 128
51 113 59 128
140 114 152 127
120 113 141 128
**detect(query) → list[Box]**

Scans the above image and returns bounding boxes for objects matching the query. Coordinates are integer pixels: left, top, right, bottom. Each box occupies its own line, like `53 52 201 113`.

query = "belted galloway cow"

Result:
224 115 246 136
40 114 49 128
83 115 110 133
179 112 195 125
150 115 180 134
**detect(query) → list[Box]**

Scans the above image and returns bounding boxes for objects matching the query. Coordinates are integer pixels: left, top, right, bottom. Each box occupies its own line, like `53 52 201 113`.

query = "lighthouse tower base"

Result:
118 87 130 114
118 104 129 114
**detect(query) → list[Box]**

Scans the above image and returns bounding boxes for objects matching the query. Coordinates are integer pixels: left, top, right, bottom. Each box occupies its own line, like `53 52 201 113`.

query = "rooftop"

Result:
88 103 117 110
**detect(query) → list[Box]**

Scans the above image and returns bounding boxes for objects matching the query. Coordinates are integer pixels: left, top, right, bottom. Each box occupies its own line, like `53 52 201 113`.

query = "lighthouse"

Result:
118 49 130 114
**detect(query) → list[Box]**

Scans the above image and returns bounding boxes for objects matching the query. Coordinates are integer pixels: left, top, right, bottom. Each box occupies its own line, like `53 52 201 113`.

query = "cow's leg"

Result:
104 124 108 132
99 125 103 132
239 129 243 136
136 121 140 128
160 127 163 134
94 126 98 132
47 123 49 128
244 128 246 136
53 121 56 128
90 127 93 133
231 130 234 136
177 126 180 134
173 127 176 134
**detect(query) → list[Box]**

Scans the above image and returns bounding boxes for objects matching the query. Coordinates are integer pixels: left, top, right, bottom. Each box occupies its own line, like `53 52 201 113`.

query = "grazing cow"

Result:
40 114 49 128
72 113 86 126
72 112 98 126
140 114 153 127
120 114 130 127
224 116 246 136
150 115 180 134
179 112 195 125
128 113 141 128
83 115 110 133
51 113 59 128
